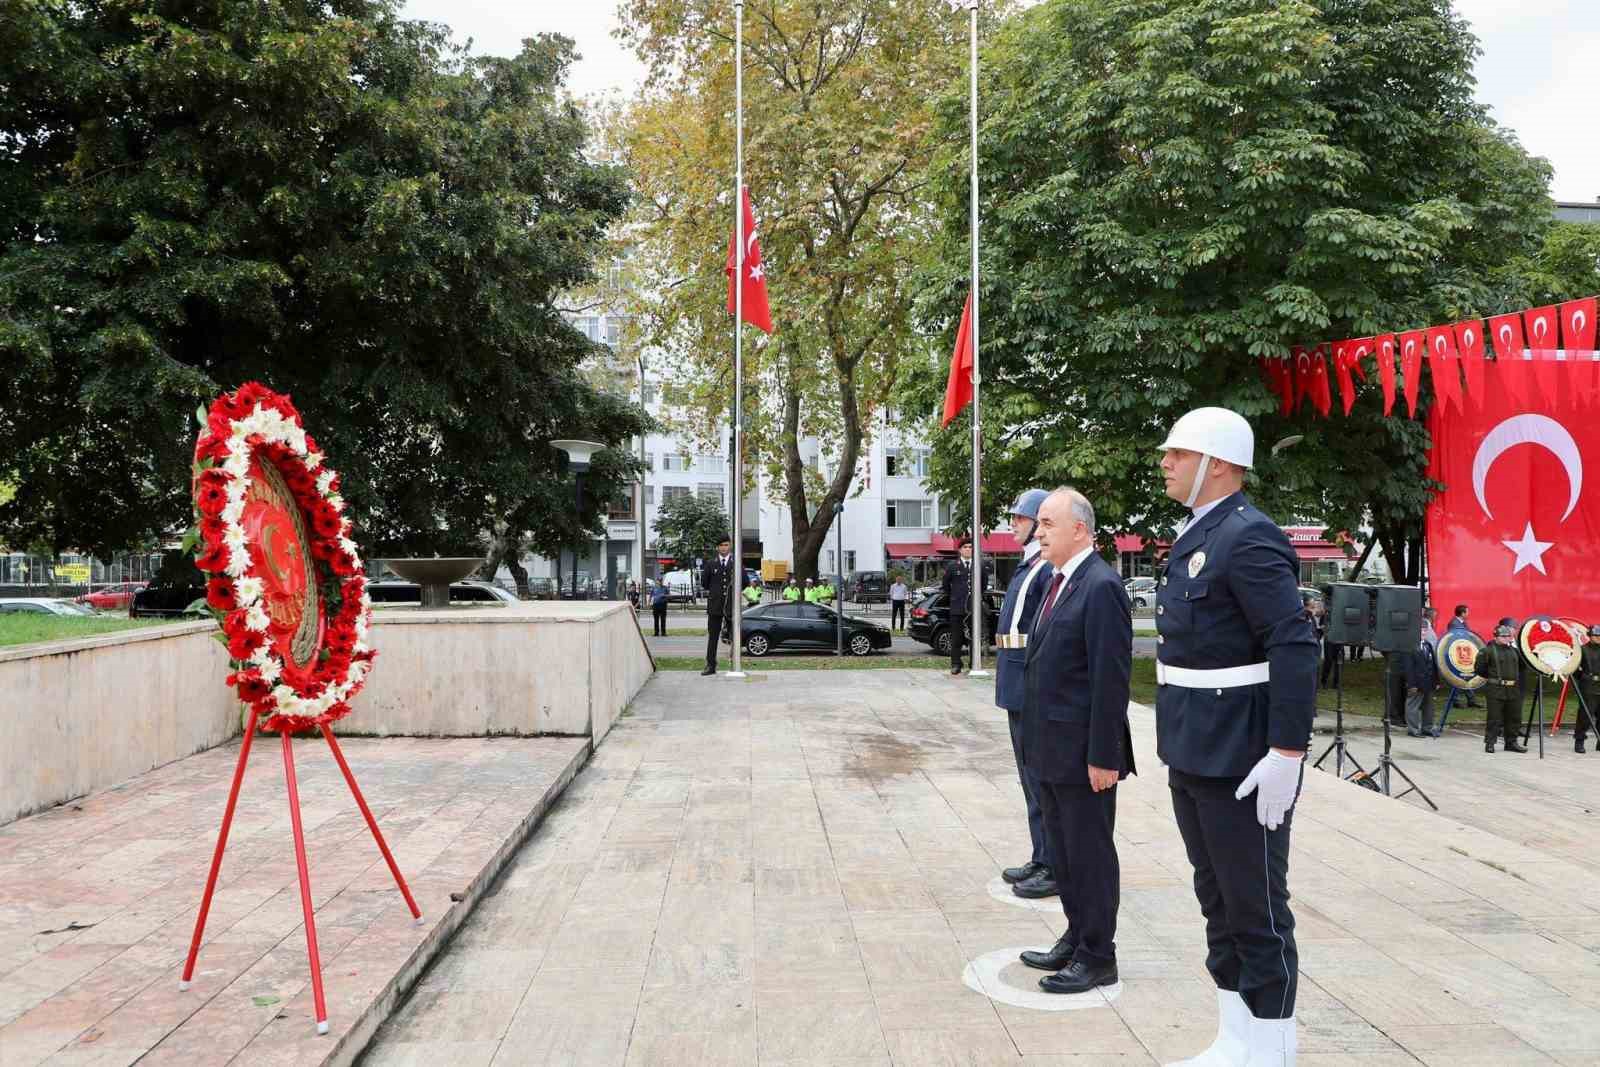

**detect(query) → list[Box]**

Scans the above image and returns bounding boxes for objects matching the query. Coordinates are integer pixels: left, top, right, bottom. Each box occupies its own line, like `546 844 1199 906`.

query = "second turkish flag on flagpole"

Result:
941 292 974 428
726 185 774 334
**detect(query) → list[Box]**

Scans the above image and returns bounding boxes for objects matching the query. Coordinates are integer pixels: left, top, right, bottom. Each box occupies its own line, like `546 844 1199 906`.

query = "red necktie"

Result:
1034 573 1066 630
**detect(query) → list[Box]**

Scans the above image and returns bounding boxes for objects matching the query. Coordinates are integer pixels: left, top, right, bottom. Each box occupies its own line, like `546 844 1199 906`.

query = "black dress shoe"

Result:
1504 739 1528 753
701 667 716 676
1011 871 1058 899
1039 959 1118 994
1577 739 1588 754
1002 860 1046 885
1020 934 1075 972
950 667 962 676
1485 741 1496 753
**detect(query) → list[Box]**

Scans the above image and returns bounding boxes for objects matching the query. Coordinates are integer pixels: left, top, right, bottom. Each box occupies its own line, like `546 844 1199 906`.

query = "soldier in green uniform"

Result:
1572 624 1600 755
1474 623 1528 753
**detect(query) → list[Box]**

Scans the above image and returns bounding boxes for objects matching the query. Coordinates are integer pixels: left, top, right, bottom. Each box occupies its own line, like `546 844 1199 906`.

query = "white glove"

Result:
1234 750 1303 830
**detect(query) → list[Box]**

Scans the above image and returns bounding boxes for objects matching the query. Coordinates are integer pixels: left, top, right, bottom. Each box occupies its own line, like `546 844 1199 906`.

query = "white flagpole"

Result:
729 0 746 678
967 0 989 678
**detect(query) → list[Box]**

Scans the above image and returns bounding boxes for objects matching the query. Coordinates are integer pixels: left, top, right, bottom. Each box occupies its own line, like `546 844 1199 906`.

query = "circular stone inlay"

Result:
961 946 1122 1012
986 874 1062 913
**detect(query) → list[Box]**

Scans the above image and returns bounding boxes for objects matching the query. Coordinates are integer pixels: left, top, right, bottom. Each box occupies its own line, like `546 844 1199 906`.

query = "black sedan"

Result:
908 590 1004 657
738 602 892 657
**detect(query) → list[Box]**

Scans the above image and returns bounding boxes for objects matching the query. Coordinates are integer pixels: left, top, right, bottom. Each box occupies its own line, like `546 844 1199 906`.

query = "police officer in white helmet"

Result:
1154 408 1317 1067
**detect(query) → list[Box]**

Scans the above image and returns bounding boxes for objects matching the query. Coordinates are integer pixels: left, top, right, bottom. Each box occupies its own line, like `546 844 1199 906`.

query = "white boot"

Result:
1164 989 1250 1066
1243 1013 1296 1067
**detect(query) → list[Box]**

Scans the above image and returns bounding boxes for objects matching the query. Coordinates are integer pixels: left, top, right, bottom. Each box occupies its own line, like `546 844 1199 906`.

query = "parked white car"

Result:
0 597 98 616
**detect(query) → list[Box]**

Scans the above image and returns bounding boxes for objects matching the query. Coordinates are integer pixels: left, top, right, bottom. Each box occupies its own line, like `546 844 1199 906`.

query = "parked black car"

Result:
846 570 890 604
907 590 1004 657
367 580 517 604
738 602 892 657
130 581 208 619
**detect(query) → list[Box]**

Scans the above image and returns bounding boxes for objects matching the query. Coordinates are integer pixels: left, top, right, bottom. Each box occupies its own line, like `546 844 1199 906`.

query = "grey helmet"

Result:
1008 488 1050 544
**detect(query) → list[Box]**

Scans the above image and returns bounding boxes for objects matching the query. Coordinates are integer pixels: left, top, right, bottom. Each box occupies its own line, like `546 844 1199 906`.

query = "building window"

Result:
575 315 599 342
697 454 725 474
644 486 655 506
662 453 691 472
642 382 657 405
886 499 933 528
697 483 724 506
826 550 835 573
938 498 956 527
604 316 627 348
885 447 930 478
885 448 899 476
662 485 691 502
845 551 857 573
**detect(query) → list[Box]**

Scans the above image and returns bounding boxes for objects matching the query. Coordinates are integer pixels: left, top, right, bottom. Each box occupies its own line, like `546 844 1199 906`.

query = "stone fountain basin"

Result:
380 557 488 608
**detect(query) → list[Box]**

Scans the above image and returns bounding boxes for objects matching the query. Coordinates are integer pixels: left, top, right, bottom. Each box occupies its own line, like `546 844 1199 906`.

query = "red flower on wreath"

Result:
206 578 238 612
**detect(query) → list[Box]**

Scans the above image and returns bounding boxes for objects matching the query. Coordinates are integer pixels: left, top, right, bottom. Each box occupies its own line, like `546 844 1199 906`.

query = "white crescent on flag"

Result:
1471 413 1582 522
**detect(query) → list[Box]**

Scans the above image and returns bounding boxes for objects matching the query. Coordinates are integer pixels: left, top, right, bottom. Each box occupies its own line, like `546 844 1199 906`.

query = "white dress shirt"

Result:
1006 541 1048 635
1041 544 1095 615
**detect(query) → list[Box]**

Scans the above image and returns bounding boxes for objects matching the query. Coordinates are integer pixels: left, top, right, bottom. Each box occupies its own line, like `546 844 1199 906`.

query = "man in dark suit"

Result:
942 538 988 675
700 534 744 675
1017 487 1134 995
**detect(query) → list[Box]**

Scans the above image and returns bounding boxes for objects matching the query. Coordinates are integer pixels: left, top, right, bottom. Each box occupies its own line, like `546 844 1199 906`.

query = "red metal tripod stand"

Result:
178 711 422 1034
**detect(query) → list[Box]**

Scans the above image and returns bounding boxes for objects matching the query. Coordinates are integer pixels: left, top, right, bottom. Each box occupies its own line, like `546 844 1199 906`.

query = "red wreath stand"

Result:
177 384 419 1036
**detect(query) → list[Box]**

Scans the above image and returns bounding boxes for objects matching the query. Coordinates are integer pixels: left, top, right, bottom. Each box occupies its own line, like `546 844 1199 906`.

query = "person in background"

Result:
889 574 910 631
942 538 989 675
803 578 818 604
1404 611 1438 738
782 577 801 603
650 579 669 637
742 581 762 608
1574 624 1599 754
626 580 640 611
1474 621 1528 753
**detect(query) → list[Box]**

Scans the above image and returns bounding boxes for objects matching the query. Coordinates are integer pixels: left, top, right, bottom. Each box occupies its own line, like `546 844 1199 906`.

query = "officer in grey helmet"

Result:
993 488 1056 899
1154 408 1317 1067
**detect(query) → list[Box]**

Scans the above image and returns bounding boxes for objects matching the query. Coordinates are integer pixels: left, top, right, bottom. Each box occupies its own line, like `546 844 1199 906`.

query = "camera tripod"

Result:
1313 654 1368 781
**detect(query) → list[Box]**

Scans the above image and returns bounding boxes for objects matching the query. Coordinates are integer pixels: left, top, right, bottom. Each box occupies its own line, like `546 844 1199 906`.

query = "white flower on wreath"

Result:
234 575 263 606
245 603 271 632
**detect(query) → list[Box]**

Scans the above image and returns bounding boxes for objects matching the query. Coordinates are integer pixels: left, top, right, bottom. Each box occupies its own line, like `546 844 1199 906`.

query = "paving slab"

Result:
0 735 588 1066
363 669 1600 1066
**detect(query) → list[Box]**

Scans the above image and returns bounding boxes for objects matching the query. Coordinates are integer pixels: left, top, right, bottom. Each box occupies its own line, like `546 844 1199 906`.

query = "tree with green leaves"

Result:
902 0 1558 580
615 0 995 580
651 492 731 573
0 0 645 562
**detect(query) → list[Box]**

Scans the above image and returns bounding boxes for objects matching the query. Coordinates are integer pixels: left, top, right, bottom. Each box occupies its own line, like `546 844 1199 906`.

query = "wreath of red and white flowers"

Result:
189 382 375 734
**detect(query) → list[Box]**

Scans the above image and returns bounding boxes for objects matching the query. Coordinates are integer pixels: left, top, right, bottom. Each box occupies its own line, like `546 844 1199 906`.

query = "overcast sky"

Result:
398 0 1597 203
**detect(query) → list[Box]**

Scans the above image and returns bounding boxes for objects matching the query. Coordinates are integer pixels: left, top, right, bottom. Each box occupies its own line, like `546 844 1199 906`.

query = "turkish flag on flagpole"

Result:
726 186 774 334
941 292 974 428
1427 356 1600 625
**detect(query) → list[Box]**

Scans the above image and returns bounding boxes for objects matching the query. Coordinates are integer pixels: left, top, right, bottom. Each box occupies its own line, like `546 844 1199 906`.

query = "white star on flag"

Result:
749 263 764 282
1502 522 1553 575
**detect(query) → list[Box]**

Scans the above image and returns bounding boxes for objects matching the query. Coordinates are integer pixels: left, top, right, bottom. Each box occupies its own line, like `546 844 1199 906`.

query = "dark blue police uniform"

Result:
1154 490 1317 1021
995 550 1054 866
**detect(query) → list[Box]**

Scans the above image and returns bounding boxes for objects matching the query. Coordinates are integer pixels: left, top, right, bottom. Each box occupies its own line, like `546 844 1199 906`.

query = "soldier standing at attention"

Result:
942 538 987 675
1474 623 1529 753
992 489 1056 899
1573 625 1600 754
1154 408 1317 1067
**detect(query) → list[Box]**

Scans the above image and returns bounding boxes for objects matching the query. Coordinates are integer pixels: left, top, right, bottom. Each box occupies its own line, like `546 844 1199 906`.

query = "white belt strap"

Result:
1156 661 1270 689
1008 556 1047 637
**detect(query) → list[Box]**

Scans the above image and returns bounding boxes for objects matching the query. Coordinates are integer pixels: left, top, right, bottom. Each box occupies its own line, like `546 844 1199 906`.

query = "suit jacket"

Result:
941 559 987 616
700 556 746 617
994 553 1054 713
1153 491 1318 777
1403 641 1437 692
1021 552 1136 785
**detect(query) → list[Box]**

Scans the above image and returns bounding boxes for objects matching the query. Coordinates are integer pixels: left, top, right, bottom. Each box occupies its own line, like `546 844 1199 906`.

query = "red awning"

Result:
929 532 1022 556
885 542 936 559
1114 534 1170 553
1292 545 1349 561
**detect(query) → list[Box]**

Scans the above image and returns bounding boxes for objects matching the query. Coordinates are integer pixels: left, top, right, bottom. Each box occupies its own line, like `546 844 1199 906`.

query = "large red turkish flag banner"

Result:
1427 358 1600 626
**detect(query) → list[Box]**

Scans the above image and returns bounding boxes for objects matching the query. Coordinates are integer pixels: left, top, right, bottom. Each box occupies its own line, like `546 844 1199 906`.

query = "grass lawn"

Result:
656 654 944 671
0 614 179 649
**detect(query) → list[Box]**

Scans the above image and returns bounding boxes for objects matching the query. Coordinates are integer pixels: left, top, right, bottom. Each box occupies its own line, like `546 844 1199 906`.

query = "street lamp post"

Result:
552 440 604 601
834 500 844 656
636 355 648 587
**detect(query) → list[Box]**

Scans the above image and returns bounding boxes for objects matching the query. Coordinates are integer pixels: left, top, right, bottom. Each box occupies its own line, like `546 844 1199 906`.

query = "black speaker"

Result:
1326 583 1372 645
1371 585 1424 653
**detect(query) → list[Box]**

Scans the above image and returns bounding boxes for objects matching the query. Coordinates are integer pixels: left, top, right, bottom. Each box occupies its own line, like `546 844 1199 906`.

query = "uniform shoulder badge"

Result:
1187 551 1206 579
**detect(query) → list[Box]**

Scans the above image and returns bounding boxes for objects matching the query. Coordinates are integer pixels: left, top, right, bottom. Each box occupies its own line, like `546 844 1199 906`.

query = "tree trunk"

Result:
783 348 864 582
504 552 530 599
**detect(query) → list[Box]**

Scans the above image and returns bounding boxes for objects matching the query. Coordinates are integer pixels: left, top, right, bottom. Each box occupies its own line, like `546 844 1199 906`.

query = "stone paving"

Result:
365 670 1600 1067
0 734 588 1066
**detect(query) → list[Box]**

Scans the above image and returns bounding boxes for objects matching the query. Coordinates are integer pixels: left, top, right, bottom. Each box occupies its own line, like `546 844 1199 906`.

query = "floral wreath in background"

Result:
187 382 375 733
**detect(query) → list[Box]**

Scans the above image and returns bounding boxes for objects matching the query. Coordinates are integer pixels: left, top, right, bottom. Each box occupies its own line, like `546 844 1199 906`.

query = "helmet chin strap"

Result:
1184 454 1213 509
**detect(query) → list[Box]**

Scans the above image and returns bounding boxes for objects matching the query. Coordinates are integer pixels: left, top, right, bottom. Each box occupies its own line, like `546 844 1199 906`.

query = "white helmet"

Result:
1158 407 1255 467
1158 407 1254 508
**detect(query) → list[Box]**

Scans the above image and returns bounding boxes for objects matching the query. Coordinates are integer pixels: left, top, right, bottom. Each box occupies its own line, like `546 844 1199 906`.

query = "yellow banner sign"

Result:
56 564 91 583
